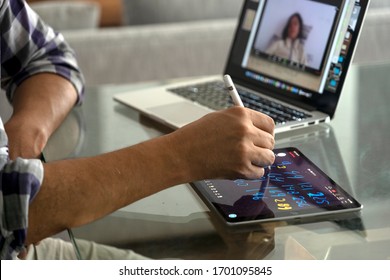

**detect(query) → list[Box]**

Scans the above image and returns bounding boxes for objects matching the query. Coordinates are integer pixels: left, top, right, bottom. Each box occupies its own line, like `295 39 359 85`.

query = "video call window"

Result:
251 0 337 75
240 0 350 94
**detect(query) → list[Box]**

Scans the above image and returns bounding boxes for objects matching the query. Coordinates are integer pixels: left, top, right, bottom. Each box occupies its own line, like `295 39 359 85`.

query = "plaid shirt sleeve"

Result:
0 118 44 260
0 0 85 259
0 0 85 104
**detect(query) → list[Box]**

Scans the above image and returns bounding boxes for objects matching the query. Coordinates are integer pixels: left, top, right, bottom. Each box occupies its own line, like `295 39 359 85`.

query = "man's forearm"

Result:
5 73 79 159
26 133 185 245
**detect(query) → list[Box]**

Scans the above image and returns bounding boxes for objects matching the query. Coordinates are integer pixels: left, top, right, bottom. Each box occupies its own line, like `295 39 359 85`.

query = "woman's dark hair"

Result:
282 12 304 41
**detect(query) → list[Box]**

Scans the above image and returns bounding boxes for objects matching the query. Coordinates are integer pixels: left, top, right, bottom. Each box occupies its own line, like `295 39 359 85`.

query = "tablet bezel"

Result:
190 147 362 227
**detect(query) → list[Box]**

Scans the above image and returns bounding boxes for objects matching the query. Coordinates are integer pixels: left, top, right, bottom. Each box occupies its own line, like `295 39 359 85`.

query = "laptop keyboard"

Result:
168 80 312 124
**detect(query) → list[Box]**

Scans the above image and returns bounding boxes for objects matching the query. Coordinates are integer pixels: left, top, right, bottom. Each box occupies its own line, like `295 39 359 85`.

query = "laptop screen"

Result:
225 0 369 117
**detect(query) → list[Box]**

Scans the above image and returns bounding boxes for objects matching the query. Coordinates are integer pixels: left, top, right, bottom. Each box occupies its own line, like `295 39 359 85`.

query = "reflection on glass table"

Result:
44 63 390 260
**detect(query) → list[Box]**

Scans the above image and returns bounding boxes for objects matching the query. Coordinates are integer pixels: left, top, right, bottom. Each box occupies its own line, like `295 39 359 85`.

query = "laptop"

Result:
114 0 369 134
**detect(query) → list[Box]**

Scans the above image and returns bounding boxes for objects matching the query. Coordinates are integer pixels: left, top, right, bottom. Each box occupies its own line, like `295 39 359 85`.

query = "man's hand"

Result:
5 116 48 160
169 106 276 181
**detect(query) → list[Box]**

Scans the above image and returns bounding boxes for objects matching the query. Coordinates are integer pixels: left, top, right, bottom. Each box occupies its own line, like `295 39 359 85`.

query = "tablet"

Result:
190 147 362 226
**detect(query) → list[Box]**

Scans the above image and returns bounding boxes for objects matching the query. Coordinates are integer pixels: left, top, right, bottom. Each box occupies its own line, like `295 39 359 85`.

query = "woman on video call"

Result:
266 12 307 66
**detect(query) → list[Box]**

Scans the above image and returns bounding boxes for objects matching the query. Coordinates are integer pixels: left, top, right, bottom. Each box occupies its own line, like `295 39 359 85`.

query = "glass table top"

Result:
44 62 390 260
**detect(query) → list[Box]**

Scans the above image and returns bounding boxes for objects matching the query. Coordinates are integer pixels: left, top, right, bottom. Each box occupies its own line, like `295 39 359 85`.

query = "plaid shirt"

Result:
0 0 84 259
1 0 84 103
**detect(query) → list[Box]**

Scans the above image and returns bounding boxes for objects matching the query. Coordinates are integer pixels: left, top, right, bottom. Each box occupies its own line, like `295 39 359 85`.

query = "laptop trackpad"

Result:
146 102 213 128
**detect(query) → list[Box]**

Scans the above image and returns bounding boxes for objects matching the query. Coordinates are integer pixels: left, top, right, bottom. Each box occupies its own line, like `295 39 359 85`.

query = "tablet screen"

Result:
191 147 362 225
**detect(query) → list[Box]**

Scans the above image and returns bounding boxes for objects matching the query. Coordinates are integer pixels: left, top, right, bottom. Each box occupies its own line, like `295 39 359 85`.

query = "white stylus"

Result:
224 75 272 171
223 74 244 107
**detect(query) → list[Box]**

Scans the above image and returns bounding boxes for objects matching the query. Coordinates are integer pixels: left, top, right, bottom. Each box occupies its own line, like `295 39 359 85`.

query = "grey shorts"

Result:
24 237 151 260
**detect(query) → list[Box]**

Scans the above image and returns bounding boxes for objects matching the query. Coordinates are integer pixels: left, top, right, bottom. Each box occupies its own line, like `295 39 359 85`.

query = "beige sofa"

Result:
62 0 241 86
0 0 241 118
